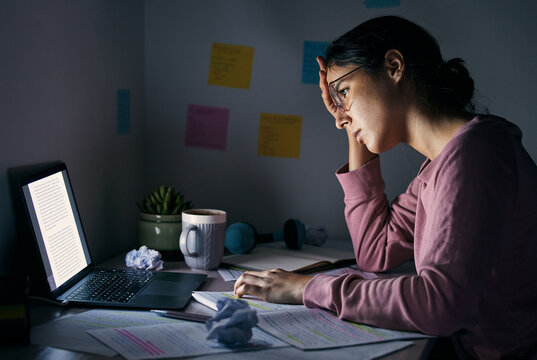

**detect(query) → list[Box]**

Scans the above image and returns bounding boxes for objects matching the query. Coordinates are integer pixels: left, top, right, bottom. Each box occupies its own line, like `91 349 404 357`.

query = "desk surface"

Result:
1 255 432 360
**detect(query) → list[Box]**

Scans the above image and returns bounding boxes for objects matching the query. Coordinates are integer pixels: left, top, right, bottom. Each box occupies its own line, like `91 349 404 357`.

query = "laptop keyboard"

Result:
66 269 154 303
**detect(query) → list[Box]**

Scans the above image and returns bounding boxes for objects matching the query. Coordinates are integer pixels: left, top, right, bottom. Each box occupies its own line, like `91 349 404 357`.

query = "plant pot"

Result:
137 213 184 261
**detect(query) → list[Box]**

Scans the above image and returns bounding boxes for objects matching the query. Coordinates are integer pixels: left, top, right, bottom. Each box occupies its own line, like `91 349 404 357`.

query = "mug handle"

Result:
179 225 199 256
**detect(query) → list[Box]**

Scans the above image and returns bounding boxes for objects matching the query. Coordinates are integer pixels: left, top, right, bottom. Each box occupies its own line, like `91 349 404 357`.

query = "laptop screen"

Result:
21 165 92 292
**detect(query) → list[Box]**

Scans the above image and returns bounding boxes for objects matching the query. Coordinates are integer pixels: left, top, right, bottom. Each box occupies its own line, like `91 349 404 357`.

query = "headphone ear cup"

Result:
283 219 305 250
225 222 257 254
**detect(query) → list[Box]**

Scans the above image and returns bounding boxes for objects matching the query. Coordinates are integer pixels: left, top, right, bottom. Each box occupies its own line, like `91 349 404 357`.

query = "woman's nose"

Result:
335 114 351 129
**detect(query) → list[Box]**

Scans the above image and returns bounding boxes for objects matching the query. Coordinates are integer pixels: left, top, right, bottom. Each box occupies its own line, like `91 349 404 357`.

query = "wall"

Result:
144 0 537 240
2 1 536 278
0 0 145 276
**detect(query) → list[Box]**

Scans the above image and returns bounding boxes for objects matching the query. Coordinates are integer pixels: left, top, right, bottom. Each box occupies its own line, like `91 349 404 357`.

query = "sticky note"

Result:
258 113 302 159
302 41 330 84
208 42 255 89
185 104 229 151
117 89 130 134
363 0 400 8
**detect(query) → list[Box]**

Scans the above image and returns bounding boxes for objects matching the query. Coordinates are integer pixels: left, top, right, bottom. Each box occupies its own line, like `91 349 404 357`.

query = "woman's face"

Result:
326 63 407 154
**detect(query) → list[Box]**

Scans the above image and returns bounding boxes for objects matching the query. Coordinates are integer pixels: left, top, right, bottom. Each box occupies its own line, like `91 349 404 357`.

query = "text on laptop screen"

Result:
22 169 91 291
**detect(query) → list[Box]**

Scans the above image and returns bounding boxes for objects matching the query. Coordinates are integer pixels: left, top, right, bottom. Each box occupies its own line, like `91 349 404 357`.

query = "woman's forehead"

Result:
326 64 359 84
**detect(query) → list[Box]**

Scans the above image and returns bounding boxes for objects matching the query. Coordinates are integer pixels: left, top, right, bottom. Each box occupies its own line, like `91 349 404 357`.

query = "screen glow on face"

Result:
328 65 363 111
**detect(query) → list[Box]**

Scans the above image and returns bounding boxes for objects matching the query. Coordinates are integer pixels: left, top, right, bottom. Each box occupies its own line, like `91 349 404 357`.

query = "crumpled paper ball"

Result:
206 297 258 346
125 245 163 271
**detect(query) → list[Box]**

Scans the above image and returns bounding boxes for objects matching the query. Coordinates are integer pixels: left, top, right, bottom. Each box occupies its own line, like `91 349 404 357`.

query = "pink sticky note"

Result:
185 104 229 151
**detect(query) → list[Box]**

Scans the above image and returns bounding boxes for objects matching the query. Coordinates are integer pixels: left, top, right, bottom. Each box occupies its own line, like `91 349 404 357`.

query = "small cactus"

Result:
138 185 193 215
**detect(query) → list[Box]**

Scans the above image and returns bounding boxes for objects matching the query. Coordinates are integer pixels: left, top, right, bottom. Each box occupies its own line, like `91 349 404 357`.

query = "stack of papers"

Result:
31 273 429 359
31 309 177 356
193 291 431 350
88 321 287 359
31 305 422 359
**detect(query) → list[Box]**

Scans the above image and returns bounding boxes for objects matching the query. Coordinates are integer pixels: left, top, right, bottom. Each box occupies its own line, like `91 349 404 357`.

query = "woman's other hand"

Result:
234 268 313 304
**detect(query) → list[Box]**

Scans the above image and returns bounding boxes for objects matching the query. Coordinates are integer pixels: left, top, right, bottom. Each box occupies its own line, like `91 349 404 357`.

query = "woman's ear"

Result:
384 49 405 83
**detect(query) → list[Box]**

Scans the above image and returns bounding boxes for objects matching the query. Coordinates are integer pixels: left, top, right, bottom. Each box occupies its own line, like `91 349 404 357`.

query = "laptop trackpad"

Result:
141 280 191 296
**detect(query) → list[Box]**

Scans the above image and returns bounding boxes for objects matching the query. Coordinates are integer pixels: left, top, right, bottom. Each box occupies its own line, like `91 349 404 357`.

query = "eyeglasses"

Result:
328 65 363 111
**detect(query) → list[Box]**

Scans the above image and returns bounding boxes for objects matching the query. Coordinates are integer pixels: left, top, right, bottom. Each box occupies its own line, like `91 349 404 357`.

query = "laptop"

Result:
15 162 206 310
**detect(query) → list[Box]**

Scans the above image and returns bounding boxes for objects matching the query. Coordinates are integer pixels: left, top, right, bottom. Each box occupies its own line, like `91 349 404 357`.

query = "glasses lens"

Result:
328 84 343 110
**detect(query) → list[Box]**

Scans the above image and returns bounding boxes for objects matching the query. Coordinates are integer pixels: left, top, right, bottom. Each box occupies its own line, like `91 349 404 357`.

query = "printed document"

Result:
31 309 182 356
192 291 431 350
258 308 430 350
88 322 287 359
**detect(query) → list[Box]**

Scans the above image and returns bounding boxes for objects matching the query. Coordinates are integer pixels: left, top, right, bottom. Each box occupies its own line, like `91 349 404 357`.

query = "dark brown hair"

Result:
326 16 475 116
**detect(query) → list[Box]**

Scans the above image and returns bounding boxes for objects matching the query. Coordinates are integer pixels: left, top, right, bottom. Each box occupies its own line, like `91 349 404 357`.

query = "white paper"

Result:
88 322 288 360
257 308 431 350
31 309 182 356
197 340 413 360
192 291 304 313
217 267 245 281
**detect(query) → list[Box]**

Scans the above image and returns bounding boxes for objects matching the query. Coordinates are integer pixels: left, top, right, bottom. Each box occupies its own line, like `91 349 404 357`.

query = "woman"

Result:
234 16 537 359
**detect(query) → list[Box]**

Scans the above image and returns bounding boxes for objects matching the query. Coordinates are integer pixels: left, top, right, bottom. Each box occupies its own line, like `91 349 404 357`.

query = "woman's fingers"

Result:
234 270 272 300
317 56 340 116
316 56 327 71
233 269 312 304
235 282 262 300
319 70 335 110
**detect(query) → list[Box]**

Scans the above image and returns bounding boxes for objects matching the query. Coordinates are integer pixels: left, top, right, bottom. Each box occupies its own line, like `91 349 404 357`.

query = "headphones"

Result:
225 219 306 254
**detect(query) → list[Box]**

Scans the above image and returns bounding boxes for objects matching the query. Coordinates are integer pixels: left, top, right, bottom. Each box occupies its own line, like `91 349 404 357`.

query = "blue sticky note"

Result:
302 41 330 84
364 0 400 8
117 89 130 134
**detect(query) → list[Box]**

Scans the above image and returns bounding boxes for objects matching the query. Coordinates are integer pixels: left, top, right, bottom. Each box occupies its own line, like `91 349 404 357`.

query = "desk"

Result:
0 255 432 360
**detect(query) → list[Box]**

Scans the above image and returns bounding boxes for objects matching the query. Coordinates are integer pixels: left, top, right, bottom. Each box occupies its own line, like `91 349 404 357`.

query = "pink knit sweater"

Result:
303 115 537 359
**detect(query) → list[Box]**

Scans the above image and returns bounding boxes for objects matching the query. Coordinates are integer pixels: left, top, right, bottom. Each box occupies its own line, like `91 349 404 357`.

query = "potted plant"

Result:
137 185 193 260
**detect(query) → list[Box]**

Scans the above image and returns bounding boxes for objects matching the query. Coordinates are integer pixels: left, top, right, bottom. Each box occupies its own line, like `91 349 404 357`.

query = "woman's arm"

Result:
305 133 516 335
338 157 417 272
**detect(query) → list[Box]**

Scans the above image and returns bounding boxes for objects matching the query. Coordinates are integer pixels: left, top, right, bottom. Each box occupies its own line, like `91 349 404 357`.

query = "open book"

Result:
221 243 356 273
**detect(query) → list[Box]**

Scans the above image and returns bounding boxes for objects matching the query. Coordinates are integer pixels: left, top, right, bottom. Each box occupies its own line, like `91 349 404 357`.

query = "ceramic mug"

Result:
179 209 227 270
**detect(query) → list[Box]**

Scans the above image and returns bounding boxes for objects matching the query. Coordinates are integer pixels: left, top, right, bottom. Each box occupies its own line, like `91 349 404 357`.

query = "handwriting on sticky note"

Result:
258 113 302 159
185 104 229 151
208 43 254 89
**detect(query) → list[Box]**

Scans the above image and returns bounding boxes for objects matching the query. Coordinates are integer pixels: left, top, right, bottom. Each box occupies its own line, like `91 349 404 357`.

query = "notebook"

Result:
16 162 206 310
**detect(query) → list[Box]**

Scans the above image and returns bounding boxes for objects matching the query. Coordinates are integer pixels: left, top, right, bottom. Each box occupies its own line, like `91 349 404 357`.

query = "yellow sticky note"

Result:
258 113 302 159
208 42 254 89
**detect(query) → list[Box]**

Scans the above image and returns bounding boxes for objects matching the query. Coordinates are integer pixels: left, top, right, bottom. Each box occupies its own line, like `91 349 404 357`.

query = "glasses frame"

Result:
328 65 363 111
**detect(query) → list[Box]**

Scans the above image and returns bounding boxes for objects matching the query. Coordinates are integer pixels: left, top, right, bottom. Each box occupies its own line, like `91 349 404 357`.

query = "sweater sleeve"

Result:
336 157 416 272
304 132 516 336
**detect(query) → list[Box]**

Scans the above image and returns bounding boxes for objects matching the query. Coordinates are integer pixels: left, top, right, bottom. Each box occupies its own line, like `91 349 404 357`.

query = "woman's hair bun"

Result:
441 58 475 111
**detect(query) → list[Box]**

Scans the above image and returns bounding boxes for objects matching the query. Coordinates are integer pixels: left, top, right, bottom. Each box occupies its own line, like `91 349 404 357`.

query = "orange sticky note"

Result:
258 113 302 159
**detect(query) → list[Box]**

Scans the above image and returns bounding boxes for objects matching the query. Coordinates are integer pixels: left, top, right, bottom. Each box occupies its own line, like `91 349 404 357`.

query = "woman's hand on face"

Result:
317 56 339 117
234 268 313 304
317 56 353 130
317 57 376 169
